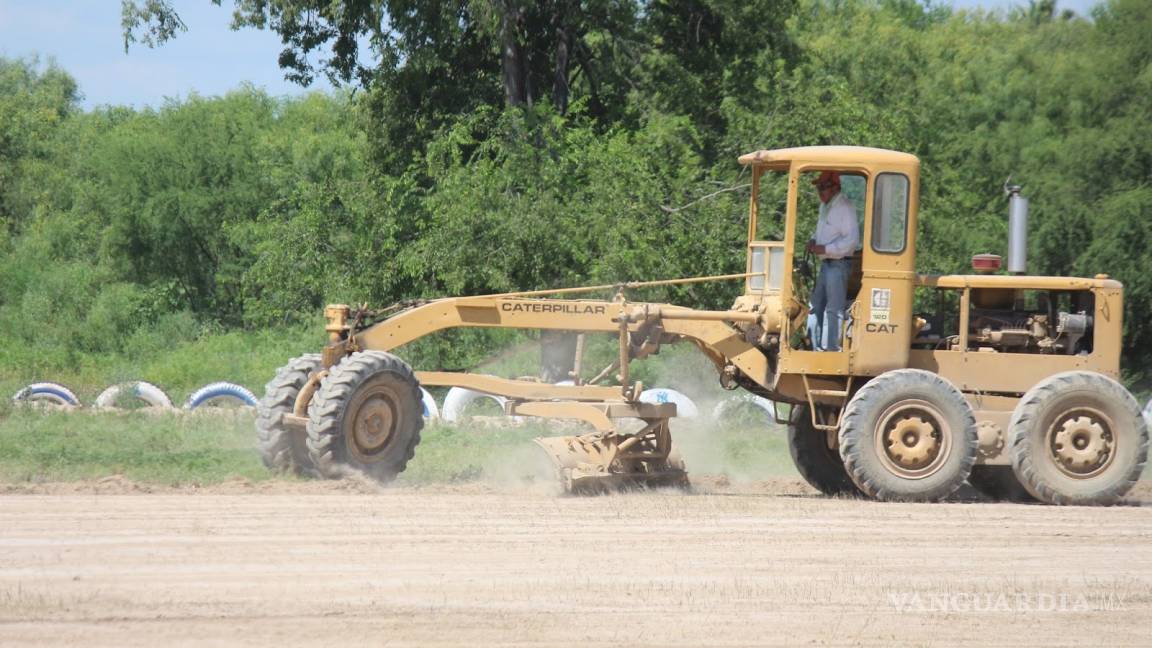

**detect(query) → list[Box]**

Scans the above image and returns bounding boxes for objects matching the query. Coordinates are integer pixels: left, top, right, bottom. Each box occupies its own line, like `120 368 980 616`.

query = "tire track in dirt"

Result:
1 482 1150 646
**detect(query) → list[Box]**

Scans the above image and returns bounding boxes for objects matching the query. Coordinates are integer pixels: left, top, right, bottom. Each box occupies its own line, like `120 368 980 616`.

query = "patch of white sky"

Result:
0 1 348 109
0 0 1101 111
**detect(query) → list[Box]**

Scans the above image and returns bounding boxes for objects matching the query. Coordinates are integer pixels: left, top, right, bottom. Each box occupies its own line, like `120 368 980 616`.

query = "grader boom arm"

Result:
345 296 773 396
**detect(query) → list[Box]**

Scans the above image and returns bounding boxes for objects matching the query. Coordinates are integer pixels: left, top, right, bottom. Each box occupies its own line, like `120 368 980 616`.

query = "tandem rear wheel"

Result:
1009 371 1148 506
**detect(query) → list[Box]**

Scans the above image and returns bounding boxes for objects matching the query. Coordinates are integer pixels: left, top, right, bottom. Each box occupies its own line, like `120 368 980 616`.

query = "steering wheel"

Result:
788 247 817 350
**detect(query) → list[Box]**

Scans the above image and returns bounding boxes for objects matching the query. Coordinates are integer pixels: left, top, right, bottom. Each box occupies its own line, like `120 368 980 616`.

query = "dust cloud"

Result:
642 348 791 484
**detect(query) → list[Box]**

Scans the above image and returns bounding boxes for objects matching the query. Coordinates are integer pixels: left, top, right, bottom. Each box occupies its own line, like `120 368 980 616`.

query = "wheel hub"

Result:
351 395 396 456
875 400 950 479
1050 411 1113 477
885 415 940 469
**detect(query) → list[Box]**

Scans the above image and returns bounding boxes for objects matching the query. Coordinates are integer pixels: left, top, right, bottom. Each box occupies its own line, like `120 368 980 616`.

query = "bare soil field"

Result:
2 478 1151 647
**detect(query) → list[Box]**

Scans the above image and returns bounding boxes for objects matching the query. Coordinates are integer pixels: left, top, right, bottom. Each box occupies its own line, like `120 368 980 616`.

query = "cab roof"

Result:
738 146 920 171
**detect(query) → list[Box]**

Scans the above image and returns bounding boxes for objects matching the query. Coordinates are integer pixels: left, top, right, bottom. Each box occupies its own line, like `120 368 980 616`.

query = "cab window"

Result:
872 173 909 254
796 172 866 252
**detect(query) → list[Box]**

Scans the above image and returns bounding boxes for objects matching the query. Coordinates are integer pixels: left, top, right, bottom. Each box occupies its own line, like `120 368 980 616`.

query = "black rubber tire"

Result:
967 465 1036 503
1009 371 1148 506
256 354 322 474
839 369 977 502
306 351 424 483
788 404 861 497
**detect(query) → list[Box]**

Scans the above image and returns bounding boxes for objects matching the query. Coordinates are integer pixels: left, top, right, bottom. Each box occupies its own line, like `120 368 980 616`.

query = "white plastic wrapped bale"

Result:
420 388 440 419
440 387 508 422
183 382 259 409
711 393 776 421
11 382 81 408
638 388 699 418
95 381 174 409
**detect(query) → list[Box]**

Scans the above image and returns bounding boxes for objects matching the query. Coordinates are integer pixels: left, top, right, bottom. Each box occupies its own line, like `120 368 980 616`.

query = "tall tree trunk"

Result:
573 42 604 118
500 0 527 107
551 1 571 113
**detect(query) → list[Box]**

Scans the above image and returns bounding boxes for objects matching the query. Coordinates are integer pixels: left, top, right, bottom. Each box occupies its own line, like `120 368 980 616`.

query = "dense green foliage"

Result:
4 0 1152 399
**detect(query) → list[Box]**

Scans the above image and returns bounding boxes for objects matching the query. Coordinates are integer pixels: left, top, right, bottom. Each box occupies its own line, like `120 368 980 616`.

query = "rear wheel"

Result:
967 465 1036 503
256 354 321 474
1009 371 1148 506
788 404 860 497
839 369 977 502
307 351 424 483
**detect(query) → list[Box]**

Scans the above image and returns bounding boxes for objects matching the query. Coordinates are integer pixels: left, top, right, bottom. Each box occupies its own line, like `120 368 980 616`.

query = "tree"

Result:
122 1 639 174
120 1 637 113
120 1 802 171
0 58 79 238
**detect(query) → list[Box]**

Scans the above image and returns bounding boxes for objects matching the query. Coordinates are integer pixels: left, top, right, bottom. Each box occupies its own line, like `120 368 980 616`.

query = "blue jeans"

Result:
810 258 850 351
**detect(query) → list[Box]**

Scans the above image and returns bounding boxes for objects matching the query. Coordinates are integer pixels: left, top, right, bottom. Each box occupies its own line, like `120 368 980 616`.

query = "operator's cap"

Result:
812 170 841 188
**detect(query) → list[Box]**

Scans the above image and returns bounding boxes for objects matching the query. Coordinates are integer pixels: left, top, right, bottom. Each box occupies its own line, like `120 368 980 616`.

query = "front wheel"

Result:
256 354 322 474
1009 371 1148 506
839 369 977 502
306 351 424 483
788 404 861 497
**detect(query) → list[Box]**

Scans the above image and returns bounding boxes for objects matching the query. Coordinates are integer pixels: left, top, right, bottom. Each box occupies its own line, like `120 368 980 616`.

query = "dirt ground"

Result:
1 478 1151 647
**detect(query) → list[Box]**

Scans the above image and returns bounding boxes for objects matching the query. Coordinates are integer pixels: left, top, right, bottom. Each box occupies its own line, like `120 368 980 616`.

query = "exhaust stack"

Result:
1005 179 1028 275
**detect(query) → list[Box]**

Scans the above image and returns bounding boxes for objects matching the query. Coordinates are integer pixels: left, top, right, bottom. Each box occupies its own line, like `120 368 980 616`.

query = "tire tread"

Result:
839 369 977 502
1009 371 1148 506
256 354 321 474
788 404 861 497
306 351 424 483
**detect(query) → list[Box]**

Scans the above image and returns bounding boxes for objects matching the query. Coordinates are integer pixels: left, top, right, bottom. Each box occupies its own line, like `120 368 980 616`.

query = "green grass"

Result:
679 422 796 479
396 421 558 485
0 405 796 486
0 408 271 485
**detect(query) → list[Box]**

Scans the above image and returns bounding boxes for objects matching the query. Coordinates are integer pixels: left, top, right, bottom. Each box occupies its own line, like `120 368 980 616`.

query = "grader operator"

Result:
257 146 1148 505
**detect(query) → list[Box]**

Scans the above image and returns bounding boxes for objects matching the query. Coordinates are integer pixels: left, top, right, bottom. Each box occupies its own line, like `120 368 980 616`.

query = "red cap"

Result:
812 170 841 188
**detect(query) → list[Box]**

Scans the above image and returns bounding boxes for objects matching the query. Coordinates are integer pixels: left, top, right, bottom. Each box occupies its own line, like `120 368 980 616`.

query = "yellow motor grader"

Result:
257 146 1148 504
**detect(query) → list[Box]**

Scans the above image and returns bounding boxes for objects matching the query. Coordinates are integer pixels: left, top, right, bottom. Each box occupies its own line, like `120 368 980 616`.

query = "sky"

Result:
0 0 1100 111
0 2 336 109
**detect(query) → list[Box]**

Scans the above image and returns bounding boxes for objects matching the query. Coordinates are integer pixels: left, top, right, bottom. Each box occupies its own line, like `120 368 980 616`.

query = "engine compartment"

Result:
914 287 1095 355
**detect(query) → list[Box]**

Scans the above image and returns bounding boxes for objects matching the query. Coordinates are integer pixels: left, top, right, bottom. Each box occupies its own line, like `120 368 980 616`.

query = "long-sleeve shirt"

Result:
814 192 860 259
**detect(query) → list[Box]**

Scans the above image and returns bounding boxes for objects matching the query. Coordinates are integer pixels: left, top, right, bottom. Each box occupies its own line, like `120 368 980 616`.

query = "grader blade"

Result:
533 424 689 495
533 433 617 494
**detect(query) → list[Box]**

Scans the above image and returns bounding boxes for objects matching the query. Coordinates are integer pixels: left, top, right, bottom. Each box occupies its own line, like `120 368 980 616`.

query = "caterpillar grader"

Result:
256 146 1148 504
